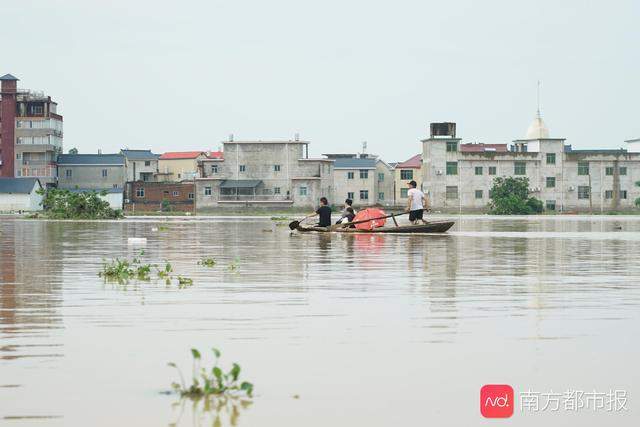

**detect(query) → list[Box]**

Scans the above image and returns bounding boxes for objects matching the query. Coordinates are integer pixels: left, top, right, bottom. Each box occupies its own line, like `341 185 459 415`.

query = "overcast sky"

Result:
2 0 638 161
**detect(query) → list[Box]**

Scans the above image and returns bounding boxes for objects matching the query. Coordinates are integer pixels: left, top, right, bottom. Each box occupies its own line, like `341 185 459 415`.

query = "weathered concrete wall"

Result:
375 161 395 207
332 169 376 207
124 159 158 181
125 181 194 212
58 165 125 191
0 191 42 211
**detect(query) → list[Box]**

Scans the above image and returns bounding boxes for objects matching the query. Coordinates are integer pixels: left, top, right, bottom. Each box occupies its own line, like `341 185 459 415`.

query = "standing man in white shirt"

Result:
406 180 429 224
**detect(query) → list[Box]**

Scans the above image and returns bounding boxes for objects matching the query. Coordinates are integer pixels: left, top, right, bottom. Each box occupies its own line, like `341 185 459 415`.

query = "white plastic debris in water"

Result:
127 237 147 245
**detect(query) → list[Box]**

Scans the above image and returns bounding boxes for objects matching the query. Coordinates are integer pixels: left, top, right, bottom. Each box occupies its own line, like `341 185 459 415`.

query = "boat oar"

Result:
289 213 316 230
329 210 411 231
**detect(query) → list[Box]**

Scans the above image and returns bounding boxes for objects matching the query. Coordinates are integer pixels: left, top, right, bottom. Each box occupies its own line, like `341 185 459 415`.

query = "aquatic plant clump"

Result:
38 188 124 219
169 348 254 399
198 257 216 267
99 258 152 281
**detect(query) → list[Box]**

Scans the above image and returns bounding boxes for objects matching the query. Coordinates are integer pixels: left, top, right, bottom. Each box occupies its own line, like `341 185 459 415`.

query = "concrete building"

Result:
120 149 159 182
394 154 422 204
56 153 125 209
196 139 333 210
327 153 391 207
0 178 43 211
0 74 63 185
125 181 195 213
422 118 640 212
158 151 210 181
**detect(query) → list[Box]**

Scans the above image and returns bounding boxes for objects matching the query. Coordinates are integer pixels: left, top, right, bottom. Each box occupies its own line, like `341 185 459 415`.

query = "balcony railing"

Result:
19 166 55 177
219 194 292 201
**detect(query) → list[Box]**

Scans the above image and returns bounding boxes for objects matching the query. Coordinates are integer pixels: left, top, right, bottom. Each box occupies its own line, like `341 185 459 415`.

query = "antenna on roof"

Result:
362 141 367 154
229 134 234 142
537 80 542 118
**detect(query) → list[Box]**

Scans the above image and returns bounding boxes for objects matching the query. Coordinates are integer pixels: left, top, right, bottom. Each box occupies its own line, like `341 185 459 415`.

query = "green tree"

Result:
37 188 123 219
68 147 78 154
635 181 640 208
489 177 544 215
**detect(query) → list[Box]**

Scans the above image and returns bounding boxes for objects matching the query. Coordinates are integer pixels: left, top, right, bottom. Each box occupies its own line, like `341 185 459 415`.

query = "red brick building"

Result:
125 181 195 213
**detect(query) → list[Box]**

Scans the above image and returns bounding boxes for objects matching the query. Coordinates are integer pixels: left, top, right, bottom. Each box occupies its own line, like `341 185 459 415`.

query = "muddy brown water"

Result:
1 216 639 426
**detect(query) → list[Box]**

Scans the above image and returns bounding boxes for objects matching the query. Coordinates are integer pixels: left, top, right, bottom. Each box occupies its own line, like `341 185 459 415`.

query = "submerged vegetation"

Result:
168 348 254 399
38 188 124 219
488 177 544 215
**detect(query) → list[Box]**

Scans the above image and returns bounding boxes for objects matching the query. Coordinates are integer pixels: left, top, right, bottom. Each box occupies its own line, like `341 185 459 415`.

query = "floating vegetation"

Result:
158 225 169 231
177 276 194 288
228 257 240 273
169 348 254 399
198 257 216 267
38 188 124 219
270 216 289 221
99 258 152 282
157 261 173 279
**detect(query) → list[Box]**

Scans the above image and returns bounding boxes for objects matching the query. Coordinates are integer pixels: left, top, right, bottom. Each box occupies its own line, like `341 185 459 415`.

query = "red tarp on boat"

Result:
353 208 387 230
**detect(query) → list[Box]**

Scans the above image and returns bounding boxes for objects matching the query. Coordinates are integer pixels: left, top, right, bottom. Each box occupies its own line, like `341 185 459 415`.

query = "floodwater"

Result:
1 215 639 426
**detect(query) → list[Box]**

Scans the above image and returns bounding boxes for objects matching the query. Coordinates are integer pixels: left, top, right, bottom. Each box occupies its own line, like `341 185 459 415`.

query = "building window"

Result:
400 170 413 180
605 190 613 199
488 166 497 175
605 167 614 176
144 161 151 166
188 193 194 199
475 166 483 175
446 186 458 199
475 190 483 199
347 191 354 200
446 141 458 152
113 184 118 189
378 192 384 200
65 169 72 178
546 153 556 165
173 191 179 197
446 162 458 175
16 153 21 159
347 171 354 179
239 165 246 172
274 164 281 172
620 167 627 176
546 200 556 211
400 188 408 198
211 165 218 174
359 170 369 179
204 186 212 196
102 169 108 177
514 161 526 175
378 173 384 182
578 162 589 176
136 188 145 198
274 187 281 194
621 190 628 199
299 186 307 196
578 186 590 200
546 177 556 188
359 190 369 200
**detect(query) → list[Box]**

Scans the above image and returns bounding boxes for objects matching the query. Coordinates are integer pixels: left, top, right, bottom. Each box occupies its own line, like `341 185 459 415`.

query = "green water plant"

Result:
198 257 216 267
157 261 173 279
99 258 152 281
177 276 194 288
228 257 240 273
270 216 289 221
168 348 254 399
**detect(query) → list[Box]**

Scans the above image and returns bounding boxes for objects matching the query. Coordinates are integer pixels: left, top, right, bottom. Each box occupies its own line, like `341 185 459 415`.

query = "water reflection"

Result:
168 396 252 427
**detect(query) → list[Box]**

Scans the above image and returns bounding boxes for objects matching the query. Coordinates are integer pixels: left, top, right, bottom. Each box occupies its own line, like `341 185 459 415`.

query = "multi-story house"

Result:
120 149 159 182
56 153 125 209
157 151 211 181
422 118 640 212
327 153 392 207
196 138 333 210
0 74 63 185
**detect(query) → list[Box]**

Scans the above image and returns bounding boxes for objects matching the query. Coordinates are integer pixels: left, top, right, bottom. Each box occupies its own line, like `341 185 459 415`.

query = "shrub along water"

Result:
38 188 123 219
489 177 544 215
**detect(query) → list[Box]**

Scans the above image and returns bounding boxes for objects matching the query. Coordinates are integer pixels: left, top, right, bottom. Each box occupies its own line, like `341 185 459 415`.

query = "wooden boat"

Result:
296 220 455 234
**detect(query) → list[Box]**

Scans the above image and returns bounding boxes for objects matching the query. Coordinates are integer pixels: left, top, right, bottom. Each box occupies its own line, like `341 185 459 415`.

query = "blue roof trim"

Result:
333 158 377 169
57 154 125 165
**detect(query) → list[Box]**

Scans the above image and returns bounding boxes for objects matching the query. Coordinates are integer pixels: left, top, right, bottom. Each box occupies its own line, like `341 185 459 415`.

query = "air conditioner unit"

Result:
124 199 130 203
569 186 575 191
436 170 442 175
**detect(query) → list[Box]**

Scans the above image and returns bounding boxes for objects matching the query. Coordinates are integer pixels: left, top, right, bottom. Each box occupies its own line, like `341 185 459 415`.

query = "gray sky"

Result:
3 0 639 161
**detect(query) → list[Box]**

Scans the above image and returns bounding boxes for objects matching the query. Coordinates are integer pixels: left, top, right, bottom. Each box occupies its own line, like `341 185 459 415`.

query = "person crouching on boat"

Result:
406 180 429 225
314 197 333 227
336 198 355 225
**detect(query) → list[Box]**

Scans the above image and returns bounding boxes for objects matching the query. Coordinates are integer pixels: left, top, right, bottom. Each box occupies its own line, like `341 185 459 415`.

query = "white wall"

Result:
0 191 43 212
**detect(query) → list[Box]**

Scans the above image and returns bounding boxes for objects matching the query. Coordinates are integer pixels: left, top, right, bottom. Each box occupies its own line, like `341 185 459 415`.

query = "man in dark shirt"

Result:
315 197 332 227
